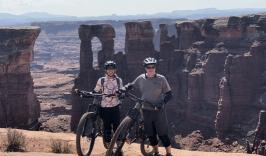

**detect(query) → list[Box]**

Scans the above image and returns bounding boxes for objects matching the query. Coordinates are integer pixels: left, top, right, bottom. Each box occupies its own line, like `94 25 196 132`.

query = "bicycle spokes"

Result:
79 136 92 153
76 112 97 156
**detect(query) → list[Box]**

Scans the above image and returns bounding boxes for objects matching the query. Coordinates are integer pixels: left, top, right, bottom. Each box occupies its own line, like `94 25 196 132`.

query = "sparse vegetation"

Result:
50 139 71 153
3 129 26 152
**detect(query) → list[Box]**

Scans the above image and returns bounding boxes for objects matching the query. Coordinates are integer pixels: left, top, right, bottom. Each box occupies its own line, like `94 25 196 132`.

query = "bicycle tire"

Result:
105 116 133 156
140 137 153 156
76 112 97 156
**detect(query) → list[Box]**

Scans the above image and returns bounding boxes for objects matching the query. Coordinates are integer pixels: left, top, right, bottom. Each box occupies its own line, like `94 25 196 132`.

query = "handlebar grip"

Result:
74 89 80 94
124 83 133 91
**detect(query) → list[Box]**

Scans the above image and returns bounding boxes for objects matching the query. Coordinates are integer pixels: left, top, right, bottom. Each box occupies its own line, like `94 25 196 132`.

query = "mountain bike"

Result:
105 90 159 156
74 89 115 156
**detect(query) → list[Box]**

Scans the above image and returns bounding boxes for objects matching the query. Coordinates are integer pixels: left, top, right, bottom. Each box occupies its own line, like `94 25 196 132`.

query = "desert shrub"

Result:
4 129 26 152
50 139 71 153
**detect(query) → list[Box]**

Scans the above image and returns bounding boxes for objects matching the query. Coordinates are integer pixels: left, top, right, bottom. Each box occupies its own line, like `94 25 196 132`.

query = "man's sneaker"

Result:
165 153 173 156
153 152 160 156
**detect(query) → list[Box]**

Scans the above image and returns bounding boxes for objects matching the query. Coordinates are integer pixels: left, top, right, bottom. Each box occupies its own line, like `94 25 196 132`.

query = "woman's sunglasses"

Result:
145 66 155 69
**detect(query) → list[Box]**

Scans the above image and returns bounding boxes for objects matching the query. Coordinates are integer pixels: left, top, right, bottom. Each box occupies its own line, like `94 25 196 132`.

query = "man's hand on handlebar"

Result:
116 83 133 96
124 83 133 91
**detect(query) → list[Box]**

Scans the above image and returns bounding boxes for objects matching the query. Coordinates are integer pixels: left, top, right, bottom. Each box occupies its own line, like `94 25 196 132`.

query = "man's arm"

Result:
163 91 172 104
124 75 141 91
162 76 172 104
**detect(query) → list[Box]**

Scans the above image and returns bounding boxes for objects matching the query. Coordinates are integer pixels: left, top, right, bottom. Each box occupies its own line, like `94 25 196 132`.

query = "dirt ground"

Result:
0 128 259 156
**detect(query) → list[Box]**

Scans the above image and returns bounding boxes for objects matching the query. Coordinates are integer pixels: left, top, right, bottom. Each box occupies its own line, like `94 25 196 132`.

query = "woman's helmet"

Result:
143 57 157 67
104 60 117 70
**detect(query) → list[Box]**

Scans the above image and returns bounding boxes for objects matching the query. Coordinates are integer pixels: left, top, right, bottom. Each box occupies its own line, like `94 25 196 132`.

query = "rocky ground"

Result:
0 128 259 156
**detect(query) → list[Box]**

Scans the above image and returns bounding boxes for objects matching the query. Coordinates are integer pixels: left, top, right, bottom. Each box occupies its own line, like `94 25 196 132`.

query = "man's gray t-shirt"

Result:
131 74 171 105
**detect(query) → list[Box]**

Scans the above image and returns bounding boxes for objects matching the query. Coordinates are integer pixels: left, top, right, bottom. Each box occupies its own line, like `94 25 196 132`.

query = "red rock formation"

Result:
72 15 266 138
202 48 228 105
125 21 155 79
0 27 41 129
157 15 266 134
201 16 261 50
185 48 228 128
177 21 203 49
187 69 204 114
71 24 117 131
215 76 232 137
257 15 266 33
215 36 266 136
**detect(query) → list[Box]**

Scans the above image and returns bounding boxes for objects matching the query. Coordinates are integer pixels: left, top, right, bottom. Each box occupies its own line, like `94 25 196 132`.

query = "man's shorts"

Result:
142 108 168 136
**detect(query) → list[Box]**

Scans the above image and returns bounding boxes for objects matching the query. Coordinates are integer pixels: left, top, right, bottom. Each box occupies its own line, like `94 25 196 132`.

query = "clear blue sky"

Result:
0 0 266 16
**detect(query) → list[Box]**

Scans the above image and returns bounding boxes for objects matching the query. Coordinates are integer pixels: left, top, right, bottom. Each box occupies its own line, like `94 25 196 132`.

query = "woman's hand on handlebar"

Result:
74 88 118 99
124 83 133 91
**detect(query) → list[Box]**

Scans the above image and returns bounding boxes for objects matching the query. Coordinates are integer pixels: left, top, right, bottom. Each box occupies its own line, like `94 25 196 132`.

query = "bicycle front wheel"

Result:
105 116 133 156
140 137 153 156
76 112 97 156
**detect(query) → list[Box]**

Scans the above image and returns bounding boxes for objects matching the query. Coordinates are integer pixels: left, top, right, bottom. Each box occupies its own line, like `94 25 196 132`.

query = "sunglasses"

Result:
106 68 116 70
145 66 155 69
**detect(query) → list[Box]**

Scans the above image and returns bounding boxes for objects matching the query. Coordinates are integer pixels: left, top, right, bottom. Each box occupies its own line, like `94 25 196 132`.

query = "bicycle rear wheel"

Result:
76 112 97 156
105 116 133 156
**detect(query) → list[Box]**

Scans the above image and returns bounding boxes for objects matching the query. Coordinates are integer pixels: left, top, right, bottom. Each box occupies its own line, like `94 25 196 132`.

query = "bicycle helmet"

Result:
143 57 157 67
104 60 117 70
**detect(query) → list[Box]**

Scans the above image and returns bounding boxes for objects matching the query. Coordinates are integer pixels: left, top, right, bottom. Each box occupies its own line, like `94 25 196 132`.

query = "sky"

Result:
0 0 266 17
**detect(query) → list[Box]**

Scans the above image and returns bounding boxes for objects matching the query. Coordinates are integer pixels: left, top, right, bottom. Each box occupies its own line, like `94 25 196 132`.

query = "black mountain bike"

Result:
105 90 158 156
75 89 115 156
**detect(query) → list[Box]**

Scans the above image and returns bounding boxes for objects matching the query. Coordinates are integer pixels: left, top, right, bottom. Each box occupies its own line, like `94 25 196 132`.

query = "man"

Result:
125 57 173 156
94 60 123 145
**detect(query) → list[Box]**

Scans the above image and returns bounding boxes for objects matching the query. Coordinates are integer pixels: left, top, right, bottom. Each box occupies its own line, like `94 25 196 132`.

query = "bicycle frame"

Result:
122 92 150 143
104 90 155 156
75 90 113 137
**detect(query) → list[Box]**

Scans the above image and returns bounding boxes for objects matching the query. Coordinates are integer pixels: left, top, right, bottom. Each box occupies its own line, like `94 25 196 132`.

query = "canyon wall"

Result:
72 14 266 137
0 27 41 129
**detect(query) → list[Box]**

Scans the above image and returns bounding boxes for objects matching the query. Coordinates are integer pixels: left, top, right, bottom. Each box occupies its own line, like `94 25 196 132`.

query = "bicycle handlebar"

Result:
75 88 159 110
118 89 160 111
74 89 116 98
